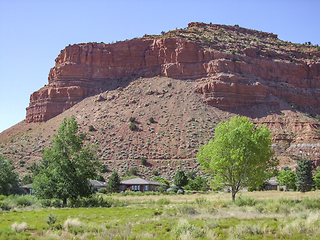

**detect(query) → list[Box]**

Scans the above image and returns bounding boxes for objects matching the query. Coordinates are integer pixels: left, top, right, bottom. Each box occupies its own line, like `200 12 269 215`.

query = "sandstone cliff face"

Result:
26 23 320 123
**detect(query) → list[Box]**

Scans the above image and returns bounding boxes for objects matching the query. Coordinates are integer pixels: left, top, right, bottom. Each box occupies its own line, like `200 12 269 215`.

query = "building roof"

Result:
265 177 279 186
89 180 107 188
20 183 33 189
120 177 165 186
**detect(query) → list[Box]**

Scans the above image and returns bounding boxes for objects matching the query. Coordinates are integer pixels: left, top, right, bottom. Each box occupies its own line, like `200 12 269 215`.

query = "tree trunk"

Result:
232 189 236 201
63 198 67 206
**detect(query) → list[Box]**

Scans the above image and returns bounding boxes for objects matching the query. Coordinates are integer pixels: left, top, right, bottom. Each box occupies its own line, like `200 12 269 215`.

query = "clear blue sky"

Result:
0 0 319 133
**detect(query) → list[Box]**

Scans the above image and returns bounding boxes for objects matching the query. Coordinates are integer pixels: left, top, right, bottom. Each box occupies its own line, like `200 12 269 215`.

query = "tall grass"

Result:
3 192 320 239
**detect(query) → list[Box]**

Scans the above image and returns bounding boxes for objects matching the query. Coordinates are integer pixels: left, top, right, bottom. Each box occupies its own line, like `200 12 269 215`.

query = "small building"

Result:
264 177 279 191
20 184 34 194
120 177 166 192
89 180 107 192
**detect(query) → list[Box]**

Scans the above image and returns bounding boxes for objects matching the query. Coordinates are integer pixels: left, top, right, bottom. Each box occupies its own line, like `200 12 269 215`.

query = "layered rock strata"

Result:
26 23 320 122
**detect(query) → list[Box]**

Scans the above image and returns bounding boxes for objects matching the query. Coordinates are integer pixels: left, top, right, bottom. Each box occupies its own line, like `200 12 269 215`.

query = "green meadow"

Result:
1 191 320 239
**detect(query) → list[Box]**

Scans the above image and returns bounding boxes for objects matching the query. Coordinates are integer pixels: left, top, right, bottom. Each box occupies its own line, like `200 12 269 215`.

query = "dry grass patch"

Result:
11 222 29 232
109 190 320 204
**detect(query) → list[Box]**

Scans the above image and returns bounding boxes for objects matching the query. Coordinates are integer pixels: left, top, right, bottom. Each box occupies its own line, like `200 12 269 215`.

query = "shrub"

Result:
11 222 29 232
206 219 220 229
8 194 37 207
98 188 108 194
152 170 159 176
157 198 171 205
101 165 108 173
173 219 204 238
176 204 197 215
235 196 257 207
195 197 208 206
140 157 147 165
129 122 137 131
149 117 154 123
88 125 95 131
128 167 138 176
174 169 188 188
129 117 135 122
46 213 57 227
229 222 263 238
64 218 83 230
51 198 63 208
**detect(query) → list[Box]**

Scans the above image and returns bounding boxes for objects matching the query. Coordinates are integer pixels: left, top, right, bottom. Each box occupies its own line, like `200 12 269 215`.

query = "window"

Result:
144 185 148 191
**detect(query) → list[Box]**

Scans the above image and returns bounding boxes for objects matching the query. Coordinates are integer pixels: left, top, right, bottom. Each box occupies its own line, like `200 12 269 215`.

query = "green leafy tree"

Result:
21 175 33 185
295 158 314 192
0 154 19 195
276 168 296 190
185 176 208 191
314 171 320 189
152 176 170 187
96 174 105 182
107 172 120 193
186 170 197 180
174 169 188 188
197 116 277 201
32 116 101 205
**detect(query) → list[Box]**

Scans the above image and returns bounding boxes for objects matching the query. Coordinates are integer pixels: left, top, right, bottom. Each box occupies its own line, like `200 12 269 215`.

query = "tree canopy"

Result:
174 169 188 188
0 154 19 195
276 168 296 190
314 170 320 189
295 158 314 192
197 116 277 201
32 116 101 204
107 172 120 193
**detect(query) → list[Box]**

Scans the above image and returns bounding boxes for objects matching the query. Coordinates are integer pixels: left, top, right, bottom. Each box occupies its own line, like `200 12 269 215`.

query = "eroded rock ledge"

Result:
26 23 320 122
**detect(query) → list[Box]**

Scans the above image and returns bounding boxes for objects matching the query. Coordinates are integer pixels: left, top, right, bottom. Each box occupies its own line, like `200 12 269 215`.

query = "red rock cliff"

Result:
26 23 320 122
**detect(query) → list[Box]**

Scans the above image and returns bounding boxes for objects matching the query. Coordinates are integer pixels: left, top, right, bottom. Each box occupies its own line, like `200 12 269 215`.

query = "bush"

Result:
101 165 108 173
129 122 137 131
8 194 37 207
235 196 257 207
229 222 262 238
152 170 159 176
185 176 208 191
129 117 135 122
11 222 28 232
46 213 57 227
88 125 95 131
176 204 197 215
173 219 204 238
140 157 147 165
156 198 171 205
64 218 83 230
174 170 188 188
128 167 138 176
149 117 154 123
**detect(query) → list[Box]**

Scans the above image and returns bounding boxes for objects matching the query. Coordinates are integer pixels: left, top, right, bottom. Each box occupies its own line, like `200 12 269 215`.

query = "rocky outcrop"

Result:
195 58 320 111
26 23 320 122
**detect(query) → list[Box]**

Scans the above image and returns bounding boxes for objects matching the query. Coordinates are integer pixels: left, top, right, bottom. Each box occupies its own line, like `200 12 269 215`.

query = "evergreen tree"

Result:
295 158 314 192
174 169 188 188
107 172 120 193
